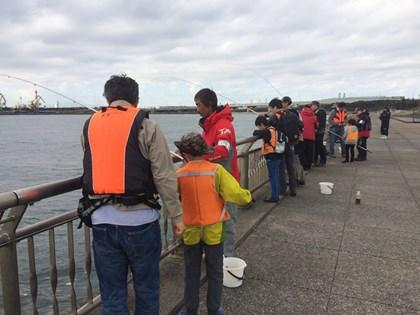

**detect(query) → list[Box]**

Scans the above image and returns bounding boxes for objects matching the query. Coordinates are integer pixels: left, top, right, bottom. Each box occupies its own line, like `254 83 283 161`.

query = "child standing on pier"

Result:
342 118 358 163
175 132 252 315
253 115 284 202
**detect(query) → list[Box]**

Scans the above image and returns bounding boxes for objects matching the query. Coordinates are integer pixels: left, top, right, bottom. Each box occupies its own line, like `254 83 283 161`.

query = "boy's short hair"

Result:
255 115 269 126
174 132 213 156
348 118 357 125
268 98 282 109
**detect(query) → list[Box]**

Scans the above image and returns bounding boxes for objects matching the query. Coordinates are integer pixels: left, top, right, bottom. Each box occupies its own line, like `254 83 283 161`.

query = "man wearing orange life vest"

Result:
194 88 239 257
81 75 184 315
328 102 347 158
175 132 251 315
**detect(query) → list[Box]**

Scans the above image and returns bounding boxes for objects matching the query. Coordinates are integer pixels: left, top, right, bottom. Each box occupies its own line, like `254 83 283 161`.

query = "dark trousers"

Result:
380 122 389 136
345 144 355 162
314 132 327 165
280 143 297 194
301 139 314 170
184 242 224 315
357 137 368 159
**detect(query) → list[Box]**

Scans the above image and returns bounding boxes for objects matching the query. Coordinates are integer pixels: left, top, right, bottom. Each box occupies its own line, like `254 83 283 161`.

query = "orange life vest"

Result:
261 127 277 155
177 160 229 226
82 106 156 196
333 109 347 125
346 127 358 142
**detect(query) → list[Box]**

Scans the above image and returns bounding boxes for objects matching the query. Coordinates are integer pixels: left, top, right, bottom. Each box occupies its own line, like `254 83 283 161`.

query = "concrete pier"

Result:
214 117 420 314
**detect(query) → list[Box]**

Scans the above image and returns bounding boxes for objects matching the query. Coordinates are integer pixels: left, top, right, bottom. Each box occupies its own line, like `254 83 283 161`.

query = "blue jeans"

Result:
183 242 224 315
93 221 162 315
266 158 281 200
329 125 345 156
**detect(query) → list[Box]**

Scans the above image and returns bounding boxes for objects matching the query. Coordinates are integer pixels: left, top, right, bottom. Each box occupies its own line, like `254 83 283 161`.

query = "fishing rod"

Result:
328 129 372 153
241 66 282 96
0 74 97 112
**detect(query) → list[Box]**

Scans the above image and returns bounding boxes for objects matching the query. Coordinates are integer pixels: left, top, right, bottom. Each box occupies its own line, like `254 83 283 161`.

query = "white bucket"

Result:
319 182 334 195
223 257 247 288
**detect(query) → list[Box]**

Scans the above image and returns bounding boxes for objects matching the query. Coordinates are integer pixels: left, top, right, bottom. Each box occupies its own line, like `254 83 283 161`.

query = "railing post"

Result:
0 204 28 315
238 140 256 190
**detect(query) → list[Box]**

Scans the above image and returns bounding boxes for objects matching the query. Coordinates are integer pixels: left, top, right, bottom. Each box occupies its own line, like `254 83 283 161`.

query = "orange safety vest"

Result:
261 127 277 155
82 106 156 196
177 160 229 226
346 127 358 142
333 110 347 125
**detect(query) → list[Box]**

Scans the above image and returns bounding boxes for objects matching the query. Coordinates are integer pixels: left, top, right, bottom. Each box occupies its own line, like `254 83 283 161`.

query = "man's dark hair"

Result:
194 88 218 111
255 115 269 126
282 96 292 105
103 74 139 105
268 98 282 109
311 100 320 107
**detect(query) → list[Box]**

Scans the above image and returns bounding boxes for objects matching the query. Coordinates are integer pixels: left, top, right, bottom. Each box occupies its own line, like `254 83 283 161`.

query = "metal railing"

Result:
0 136 267 315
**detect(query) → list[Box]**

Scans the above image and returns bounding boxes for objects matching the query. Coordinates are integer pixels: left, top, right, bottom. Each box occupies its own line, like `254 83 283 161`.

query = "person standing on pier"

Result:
328 102 347 158
269 97 300 196
355 107 371 161
194 88 240 257
81 74 184 315
311 101 327 167
299 104 317 171
379 107 391 139
175 132 252 315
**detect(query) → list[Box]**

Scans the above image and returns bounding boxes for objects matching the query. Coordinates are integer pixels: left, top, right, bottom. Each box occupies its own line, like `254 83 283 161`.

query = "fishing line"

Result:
0 74 97 112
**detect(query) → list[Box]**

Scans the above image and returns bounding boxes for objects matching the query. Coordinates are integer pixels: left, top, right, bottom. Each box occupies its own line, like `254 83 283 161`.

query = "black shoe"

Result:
342 160 349 163
264 198 279 203
289 192 297 197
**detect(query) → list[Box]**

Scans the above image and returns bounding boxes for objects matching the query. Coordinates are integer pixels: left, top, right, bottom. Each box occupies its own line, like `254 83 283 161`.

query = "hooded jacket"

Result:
301 107 317 141
199 105 240 181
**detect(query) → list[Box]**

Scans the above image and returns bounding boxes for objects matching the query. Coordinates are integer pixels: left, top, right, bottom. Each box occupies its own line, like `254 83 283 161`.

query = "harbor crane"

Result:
29 90 45 109
0 92 6 107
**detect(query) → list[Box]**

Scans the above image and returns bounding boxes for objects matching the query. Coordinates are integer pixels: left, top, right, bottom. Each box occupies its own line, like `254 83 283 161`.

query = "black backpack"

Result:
276 111 302 144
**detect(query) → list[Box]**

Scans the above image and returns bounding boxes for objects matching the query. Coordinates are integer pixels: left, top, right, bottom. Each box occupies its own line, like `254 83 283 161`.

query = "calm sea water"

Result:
0 112 258 314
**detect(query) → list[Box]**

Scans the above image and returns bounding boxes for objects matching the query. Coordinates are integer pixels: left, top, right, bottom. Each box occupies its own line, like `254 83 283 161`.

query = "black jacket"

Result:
315 108 326 133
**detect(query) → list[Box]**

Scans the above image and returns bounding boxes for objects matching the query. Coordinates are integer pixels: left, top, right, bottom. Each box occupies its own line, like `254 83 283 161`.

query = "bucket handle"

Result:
227 270 244 281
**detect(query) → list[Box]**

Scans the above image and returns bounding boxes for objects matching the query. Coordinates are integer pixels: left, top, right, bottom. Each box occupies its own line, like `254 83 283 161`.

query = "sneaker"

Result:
217 310 226 315
341 160 349 163
178 311 187 315
289 192 297 197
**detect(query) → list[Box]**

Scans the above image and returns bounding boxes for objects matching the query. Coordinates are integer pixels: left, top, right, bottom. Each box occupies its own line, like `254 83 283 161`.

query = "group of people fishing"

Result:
251 96 390 203
79 74 392 315
80 74 252 315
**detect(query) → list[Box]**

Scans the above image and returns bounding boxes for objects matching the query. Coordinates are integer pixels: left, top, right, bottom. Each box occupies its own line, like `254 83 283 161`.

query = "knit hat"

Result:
174 132 213 156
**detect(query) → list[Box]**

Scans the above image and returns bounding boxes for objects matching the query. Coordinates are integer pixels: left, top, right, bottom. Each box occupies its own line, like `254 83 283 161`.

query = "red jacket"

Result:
200 105 240 181
301 107 317 141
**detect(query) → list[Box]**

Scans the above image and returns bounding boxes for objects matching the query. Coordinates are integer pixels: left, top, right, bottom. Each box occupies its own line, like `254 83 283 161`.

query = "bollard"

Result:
355 191 361 204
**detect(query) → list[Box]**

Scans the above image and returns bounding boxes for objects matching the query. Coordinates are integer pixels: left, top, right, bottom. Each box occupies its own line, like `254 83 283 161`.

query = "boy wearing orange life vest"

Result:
342 118 358 163
253 115 284 202
175 132 252 315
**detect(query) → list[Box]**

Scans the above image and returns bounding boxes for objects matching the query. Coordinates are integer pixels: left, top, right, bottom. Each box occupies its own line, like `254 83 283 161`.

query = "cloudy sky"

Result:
1 0 419 108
